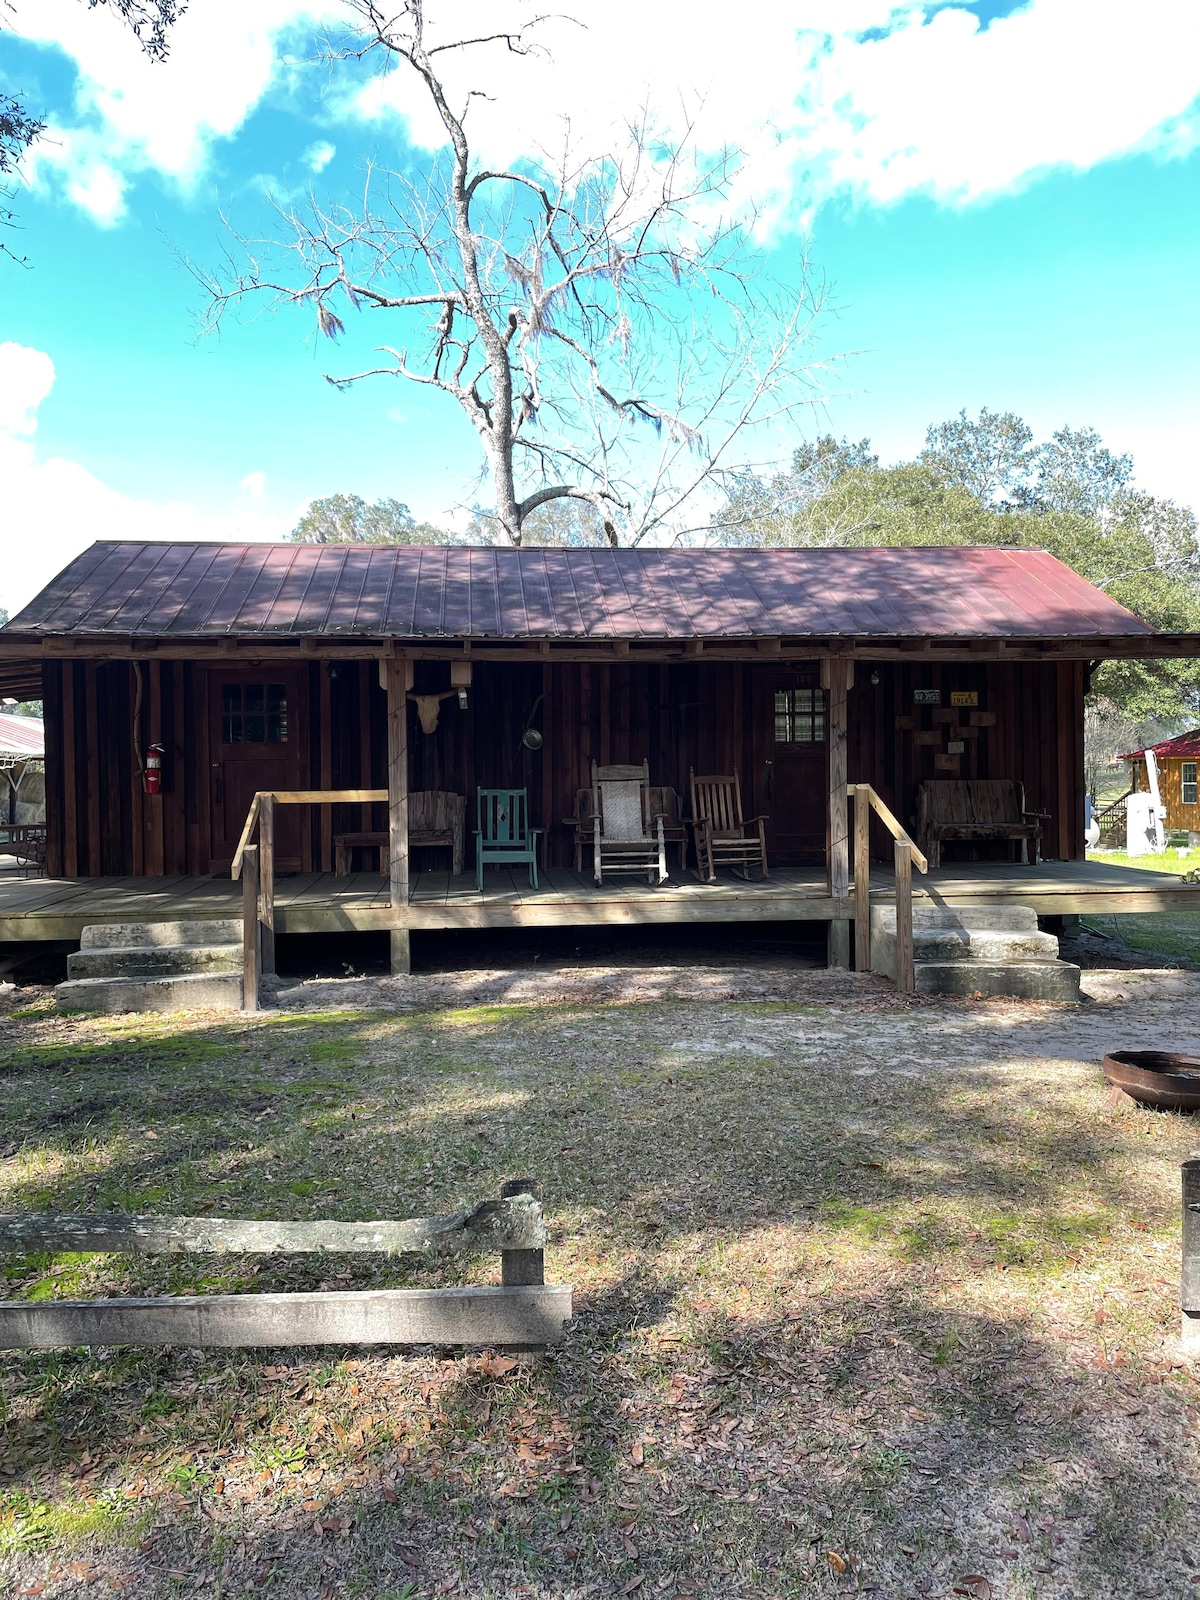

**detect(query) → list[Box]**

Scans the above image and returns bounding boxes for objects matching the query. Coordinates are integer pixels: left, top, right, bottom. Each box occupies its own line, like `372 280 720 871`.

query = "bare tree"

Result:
202 0 821 546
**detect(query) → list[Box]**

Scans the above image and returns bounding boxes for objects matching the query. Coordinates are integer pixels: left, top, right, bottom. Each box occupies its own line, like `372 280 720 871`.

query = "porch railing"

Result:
848 784 928 994
232 788 388 1011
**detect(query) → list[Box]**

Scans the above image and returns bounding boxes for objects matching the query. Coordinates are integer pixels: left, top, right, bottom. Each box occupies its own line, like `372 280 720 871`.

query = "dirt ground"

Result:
1 960 1198 1600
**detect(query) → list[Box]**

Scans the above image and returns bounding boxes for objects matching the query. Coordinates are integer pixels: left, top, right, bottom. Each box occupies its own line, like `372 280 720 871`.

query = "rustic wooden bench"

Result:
0 824 46 877
917 779 1047 868
334 790 465 876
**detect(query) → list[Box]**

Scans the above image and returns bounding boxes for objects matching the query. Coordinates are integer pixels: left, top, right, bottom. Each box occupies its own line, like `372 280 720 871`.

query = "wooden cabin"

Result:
0 540 1195 968
1123 730 1200 835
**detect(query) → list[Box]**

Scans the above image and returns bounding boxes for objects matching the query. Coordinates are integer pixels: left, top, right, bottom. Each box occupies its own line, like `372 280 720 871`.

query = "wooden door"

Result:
760 669 827 862
208 669 307 871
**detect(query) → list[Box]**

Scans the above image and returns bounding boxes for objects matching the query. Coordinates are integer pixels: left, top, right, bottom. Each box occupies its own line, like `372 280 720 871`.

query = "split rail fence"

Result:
0 1181 570 1351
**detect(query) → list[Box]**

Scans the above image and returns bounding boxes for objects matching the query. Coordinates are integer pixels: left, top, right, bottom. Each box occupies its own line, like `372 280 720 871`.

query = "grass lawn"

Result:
1 982 1199 1599
1085 849 1200 965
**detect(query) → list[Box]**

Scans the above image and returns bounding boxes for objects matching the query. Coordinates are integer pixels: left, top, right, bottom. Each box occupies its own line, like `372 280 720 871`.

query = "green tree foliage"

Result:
468 497 612 548
713 412 1200 722
289 493 454 545
921 407 1033 506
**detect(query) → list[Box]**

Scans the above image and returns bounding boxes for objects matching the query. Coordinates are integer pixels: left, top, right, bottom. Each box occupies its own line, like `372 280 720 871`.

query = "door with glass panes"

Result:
208 670 306 871
762 670 828 861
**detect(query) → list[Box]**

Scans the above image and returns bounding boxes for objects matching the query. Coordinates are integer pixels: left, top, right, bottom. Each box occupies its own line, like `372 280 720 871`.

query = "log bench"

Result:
917 779 1047 868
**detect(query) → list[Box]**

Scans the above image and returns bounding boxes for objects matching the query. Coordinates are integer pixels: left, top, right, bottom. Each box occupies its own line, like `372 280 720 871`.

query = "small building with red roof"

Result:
1121 730 1200 834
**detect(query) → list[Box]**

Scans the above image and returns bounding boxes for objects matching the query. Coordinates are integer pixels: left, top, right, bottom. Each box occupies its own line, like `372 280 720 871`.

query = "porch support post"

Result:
385 658 412 976
824 657 853 969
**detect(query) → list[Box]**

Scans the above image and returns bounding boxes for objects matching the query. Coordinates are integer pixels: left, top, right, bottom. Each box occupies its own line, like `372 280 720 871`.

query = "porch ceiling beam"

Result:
2 633 1198 665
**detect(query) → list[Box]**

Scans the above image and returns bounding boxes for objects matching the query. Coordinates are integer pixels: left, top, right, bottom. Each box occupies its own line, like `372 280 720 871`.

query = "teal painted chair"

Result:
475 788 541 890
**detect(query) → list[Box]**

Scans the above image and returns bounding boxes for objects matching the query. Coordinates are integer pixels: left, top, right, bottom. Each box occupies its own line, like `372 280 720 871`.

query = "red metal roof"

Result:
2 540 1158 642
0 713 45 757
1121 729 1200 762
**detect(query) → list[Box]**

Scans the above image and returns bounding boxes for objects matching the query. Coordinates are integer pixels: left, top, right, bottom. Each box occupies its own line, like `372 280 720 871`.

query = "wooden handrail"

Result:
229 792 261 881
231 789 389 878
230 788 395 983
848 783 928 872
848 783 928 994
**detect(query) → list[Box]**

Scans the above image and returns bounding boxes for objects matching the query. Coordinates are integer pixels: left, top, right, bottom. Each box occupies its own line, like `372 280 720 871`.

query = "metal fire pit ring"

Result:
1102 1051 1200 1111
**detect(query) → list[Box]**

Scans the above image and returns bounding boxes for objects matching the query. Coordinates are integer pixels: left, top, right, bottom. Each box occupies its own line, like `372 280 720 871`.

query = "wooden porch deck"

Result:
0 859 1196 942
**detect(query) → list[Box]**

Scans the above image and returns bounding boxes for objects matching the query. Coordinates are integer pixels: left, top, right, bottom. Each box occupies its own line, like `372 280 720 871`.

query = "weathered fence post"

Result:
241 844 260 1014
1183 1158 1200 1357
500 1178 545 1287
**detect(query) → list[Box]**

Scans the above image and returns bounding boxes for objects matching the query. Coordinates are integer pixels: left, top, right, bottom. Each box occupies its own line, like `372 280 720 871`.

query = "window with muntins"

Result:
1183 761 1198 806
221 684 288 745
774 687 827 744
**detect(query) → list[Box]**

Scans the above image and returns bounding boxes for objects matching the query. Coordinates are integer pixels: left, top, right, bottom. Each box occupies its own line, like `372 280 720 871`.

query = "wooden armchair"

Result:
566 783 686 875
648 786 688 874
689 769 769 882
476 788 541 890
591 760 667 886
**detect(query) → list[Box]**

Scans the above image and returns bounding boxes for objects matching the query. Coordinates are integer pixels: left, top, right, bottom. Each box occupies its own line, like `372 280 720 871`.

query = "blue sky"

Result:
2 0 1200 613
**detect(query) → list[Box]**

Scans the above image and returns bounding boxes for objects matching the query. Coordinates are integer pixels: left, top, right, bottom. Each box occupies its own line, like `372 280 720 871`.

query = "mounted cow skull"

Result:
409 689 458 735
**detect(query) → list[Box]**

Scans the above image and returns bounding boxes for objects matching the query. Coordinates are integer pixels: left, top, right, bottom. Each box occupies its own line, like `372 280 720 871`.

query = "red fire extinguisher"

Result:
144 743 164 795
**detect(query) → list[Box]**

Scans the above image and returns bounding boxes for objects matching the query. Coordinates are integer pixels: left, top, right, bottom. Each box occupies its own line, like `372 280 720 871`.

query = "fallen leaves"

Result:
954 1579 993 1600
478 1353 519 1380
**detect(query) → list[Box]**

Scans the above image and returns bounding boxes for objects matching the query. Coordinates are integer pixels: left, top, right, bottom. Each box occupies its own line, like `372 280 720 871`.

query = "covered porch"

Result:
0 857 1195 944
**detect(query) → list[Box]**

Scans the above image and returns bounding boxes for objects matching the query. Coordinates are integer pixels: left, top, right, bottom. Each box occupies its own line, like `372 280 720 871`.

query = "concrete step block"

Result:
910 929 1061 963
871 903 1040 935
67 944 243 981
79 920 243 951
55 973 244 1014
913 959 1081 1002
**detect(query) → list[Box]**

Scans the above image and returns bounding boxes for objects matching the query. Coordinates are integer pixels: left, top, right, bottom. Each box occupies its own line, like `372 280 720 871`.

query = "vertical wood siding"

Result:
41 655 1085 876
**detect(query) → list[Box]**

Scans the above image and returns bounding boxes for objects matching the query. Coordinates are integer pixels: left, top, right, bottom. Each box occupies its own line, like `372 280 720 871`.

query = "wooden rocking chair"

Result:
591 760 668 886
689 768 769 882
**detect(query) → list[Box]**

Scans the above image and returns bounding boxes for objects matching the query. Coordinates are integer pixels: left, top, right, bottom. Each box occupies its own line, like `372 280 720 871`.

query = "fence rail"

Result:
0 1181 569 1352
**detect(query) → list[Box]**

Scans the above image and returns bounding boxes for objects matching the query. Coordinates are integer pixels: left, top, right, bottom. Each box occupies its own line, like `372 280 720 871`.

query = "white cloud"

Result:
0 344 292 617
11 1 1200 227
11 0 336 222
352 0 1200 225
303 140 336 174
0 343 56 436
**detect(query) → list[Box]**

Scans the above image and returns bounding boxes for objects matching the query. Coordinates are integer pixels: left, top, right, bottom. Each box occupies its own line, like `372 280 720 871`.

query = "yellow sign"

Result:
950 691 979 708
